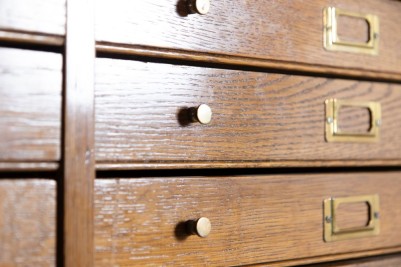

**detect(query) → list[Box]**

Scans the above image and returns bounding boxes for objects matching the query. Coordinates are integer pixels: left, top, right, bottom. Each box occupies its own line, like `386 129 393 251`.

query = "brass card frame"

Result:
325 99 381 143
324 7 379 55
324 195 380 242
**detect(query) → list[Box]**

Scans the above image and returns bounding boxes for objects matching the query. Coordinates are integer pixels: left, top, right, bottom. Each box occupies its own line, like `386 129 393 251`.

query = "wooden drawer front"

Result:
96 0 401 74
0 179 56 267
95 58 401 163
95 172 401 266
0 0 65 35
0 48 62 162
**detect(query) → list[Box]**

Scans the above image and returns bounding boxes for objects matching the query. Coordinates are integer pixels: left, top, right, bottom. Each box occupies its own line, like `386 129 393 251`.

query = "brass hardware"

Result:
188 217 212 238
324 7 379 55
190 104 212 125
187 0 210 15
324 195 380 242
325 99 381 143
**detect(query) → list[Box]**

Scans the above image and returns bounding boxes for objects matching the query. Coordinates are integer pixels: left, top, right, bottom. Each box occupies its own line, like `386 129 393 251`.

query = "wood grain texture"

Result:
94 172 401 266
0 162 58 171
63 0 95 266
96 160 401 171
95 0 401 74
95 59 401 164
96 44 401 83
0 180 56 267
0 0 66 35
0 47 62 162
304 253 401 267
252 249 401 267
0 30 64 46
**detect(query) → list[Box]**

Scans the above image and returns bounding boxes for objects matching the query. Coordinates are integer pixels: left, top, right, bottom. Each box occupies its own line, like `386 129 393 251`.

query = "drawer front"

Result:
95 58 401 163
0 179 56 267
0 48 62 162
96 0 401 74
0 0 65 35
95 172 401 266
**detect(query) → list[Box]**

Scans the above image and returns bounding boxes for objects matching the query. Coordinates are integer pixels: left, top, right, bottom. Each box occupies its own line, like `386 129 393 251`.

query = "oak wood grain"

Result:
95 0 401 74
95 59 401 165
63 0 95 266
0 162 59 171
0 30 64 46
0 180 56 267
96 160 401 171
96 44 401 83
254 249 401 267
0 0 65 35
304 253 401 267
0 47 62 162
94 172 401 266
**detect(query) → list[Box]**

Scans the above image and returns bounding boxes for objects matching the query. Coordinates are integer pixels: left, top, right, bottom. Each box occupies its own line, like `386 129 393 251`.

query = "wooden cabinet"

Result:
0 0 401 266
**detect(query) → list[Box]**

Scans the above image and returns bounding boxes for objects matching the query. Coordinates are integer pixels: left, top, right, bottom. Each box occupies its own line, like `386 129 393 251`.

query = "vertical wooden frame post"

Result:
63 0 95 266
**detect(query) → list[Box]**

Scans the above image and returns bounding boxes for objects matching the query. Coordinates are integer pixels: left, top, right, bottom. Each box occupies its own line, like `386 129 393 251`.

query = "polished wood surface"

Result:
304 253 401 267
0 162 59 171
95 0 401 74
0 47 62 162
0 0 65 35
95 59 401 165
0 0 400 266
63 0 95 266
96 160 401 171
95 172 401 266
0 179 56 267
96 44 401 83
0 30 64 46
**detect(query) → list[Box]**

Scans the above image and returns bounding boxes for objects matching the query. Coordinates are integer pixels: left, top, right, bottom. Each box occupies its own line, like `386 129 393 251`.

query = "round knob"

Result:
188 0 210 15
191 104 212 125
194 217 212 238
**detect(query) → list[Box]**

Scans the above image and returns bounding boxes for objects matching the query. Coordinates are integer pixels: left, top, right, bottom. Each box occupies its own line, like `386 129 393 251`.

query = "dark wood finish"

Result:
0 162 58 171
96 44 401 83
0 179 56 267
0 47 62 162
95 59 401 165
94 172 401 266
304 253 401 267
96 160 401 171
95 0 401 74
0 0 65 35
63 0 95 266
0 30 64 46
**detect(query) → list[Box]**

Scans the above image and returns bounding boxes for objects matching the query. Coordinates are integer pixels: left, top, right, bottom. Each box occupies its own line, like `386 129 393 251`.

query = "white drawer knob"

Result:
188 0 210 15
191 104 212 125
194 217 212 238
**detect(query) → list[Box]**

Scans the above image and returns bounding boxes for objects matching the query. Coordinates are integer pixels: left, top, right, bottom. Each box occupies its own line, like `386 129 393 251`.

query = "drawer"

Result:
0 0 65 35
95 58 401 164
95 172 401 266
0 179 56 267
0 48 62 162
96 0 401 74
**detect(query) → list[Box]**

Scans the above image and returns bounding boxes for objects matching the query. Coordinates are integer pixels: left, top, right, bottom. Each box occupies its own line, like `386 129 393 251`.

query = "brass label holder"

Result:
325 99 381 143
324 7 379 55
324 195 380 242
